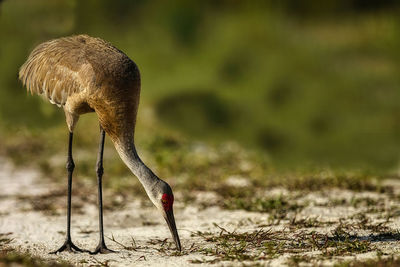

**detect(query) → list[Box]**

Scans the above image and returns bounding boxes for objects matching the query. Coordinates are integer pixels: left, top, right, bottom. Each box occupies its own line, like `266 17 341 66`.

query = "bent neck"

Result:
113 137 160 196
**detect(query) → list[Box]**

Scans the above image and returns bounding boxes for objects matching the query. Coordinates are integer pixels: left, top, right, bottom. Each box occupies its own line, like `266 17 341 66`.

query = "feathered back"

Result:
19 35 138 108
19 36 93 106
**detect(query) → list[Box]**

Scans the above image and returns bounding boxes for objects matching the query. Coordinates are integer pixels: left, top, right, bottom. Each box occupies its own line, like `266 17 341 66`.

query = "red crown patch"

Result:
161 193 174 212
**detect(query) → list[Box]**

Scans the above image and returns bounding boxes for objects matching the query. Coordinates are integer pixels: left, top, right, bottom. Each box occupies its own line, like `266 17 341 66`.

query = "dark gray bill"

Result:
164 209 181 251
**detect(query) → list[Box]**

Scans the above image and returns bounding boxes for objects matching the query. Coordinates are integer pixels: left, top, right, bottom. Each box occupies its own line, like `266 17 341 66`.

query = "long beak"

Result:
164 209 181 251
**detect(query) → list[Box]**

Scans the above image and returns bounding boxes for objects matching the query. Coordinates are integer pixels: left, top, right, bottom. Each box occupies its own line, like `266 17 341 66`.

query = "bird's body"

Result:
19 35 181 253
20 34 139 139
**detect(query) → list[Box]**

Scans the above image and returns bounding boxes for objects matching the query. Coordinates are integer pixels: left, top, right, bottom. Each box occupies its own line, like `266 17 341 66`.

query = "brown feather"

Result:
20 35 86 106
19 34 141 139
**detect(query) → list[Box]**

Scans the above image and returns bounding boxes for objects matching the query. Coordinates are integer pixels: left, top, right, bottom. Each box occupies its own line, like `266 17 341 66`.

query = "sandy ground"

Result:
1 157 400 266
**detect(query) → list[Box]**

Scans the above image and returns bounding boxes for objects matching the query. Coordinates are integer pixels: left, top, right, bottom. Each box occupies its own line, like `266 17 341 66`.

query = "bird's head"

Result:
149 180 181 251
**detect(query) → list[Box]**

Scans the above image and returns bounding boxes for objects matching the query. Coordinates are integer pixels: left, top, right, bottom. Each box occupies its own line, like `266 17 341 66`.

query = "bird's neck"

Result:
113 137 160 197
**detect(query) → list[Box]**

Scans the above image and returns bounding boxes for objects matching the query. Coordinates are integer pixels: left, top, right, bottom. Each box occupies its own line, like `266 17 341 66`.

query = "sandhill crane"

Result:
19 35 181 254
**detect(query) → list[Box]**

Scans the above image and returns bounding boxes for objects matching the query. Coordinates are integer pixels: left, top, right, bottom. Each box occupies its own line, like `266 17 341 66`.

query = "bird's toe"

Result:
50 240 89 254
90 244 116 254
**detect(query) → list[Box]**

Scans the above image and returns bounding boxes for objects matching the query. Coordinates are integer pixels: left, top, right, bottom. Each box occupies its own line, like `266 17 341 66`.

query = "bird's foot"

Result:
90 242 116 254
50 239 89 254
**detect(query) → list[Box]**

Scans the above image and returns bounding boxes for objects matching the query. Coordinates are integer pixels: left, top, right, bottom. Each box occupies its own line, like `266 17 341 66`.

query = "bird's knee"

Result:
96 164 104 177
66 159 75 172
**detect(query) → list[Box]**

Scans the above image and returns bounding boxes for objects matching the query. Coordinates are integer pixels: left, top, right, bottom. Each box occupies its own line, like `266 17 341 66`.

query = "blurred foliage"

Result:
0 0 400 174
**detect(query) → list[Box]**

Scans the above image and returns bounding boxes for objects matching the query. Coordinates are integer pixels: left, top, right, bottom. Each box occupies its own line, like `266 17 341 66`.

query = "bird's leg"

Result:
51 132 88 254
91 127 115 254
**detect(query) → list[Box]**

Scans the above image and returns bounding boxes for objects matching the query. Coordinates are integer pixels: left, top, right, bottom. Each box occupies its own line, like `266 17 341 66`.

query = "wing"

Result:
19 35 91 107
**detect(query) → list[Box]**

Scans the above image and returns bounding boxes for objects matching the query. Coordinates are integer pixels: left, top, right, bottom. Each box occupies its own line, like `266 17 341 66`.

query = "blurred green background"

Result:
1 0 400 175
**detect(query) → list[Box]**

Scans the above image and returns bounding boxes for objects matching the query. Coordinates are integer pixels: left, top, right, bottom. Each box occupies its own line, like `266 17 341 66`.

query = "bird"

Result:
18 34 181 254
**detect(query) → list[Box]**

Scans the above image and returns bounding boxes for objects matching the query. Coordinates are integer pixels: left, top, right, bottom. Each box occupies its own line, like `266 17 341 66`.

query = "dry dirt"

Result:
1 157 400 266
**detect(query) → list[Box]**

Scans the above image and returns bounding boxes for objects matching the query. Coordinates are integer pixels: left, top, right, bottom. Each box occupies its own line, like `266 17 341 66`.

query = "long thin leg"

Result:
51 132 88 254
91 127 115 254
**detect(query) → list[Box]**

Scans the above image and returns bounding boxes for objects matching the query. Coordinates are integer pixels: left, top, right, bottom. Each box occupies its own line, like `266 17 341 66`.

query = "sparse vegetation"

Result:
336 256 400 267
0 250 71 267
222 195 303 216
2 0 400 266
188 222 379 264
